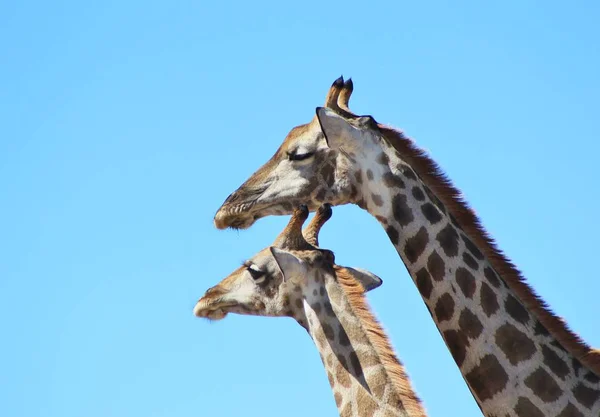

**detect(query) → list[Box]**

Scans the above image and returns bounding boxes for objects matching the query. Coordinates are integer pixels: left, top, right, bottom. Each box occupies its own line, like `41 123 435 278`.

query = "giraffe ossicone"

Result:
195 205 426 417
213 77 600 416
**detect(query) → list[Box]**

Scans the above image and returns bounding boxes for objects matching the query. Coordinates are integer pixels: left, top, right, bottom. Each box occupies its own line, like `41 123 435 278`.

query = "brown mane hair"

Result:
376 124 600 374
335 266 428 417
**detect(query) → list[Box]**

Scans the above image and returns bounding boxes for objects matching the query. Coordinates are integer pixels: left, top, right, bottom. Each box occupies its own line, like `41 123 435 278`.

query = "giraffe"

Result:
195 204 427 417
212 77 600 416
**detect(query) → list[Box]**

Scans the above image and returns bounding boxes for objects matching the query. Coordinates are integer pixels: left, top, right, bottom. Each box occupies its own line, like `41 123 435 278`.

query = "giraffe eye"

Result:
246 264 266 282
287 151 315 161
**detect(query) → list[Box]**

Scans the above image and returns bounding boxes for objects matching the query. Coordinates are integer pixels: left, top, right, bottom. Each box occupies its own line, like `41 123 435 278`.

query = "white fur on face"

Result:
255 130 331 203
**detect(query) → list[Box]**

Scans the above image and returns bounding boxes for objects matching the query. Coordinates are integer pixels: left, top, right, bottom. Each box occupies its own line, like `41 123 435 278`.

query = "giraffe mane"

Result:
376 124 600 374
335 265 428 417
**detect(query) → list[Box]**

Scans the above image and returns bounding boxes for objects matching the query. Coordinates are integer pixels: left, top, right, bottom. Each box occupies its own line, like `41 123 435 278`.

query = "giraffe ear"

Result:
344 267 383 292
269 247 305 282
316 107 355 150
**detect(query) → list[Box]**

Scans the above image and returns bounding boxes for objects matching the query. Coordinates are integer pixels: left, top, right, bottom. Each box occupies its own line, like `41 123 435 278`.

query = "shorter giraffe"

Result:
194 205 427 417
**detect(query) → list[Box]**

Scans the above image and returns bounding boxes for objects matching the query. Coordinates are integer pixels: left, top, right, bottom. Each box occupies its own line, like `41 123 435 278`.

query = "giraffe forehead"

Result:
221 248 275 285
281 122 325 151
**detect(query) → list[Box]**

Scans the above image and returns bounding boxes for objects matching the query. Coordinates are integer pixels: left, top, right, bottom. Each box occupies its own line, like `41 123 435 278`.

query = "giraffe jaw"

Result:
214 200 318 230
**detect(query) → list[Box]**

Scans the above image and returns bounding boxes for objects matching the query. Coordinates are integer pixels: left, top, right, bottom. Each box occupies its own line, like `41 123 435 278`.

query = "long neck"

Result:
299 269 426 417
357 137 600 416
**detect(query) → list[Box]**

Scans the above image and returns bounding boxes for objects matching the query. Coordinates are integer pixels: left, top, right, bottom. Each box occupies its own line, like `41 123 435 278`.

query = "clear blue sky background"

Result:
2 1 599 416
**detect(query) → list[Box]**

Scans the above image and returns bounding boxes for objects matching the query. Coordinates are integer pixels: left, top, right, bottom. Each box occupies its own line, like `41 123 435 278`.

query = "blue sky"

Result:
2 1 599 416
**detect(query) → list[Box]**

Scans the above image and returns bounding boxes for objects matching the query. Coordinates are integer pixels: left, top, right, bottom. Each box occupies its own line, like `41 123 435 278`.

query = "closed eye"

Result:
287 151 315 161
245 263 266 282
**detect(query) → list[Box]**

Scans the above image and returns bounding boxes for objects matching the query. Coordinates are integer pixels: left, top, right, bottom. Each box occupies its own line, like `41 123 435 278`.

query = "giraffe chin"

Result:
201 309 229 321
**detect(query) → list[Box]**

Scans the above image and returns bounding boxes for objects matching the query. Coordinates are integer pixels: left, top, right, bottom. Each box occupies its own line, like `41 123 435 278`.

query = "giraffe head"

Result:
195 204 383 321
213 77 377 230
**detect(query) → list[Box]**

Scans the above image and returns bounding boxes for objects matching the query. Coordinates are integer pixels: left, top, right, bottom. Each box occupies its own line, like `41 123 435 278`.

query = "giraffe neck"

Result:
355 140 600 416
298 268 426 417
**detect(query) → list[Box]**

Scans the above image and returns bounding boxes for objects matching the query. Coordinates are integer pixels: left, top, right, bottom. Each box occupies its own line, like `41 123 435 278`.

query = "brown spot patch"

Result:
386 225 399 245
455 267 476 298
427 250 445 281
334 391 343 407
434 293 455 322
458 308 483 339
572 382 600 409
416 267 433 299
449 213 461 229
515 397 544 417
375 215 388 225
404 226 428 263
315 188 326 202
400 165 417 180
534 321 550 336
461 234 484 260
557 403 584 417
584 371 600 384
436 224 459 257
382 172 405 189
480 282 499 317
371 193 383 207
321 163 335 187
465 354 509 401
392 194 414 226
443 329 469 367
412 186 425 201
483 266 501 288
422 185 445 213
421 202 442 224
322 323 335 341
462 252 478 270
541 345 570 380
525 367 562 403
505 294 530 325
327 371 335 387
354 170 363 184
366 169 374 181
495 323 536 365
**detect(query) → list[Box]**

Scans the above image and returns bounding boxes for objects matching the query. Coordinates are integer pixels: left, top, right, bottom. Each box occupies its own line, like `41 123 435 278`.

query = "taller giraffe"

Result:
213 77 600 416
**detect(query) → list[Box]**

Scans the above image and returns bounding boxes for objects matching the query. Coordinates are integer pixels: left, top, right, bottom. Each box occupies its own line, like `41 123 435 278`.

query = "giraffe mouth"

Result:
214 202 295 230
214 206 260 230
193 300 238 320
